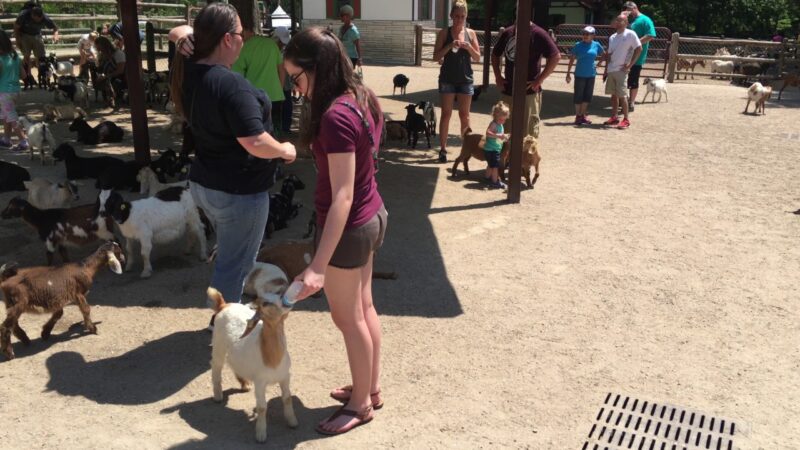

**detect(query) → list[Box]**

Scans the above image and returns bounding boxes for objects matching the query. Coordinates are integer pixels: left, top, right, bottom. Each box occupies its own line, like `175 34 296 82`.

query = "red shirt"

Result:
312 95 383 229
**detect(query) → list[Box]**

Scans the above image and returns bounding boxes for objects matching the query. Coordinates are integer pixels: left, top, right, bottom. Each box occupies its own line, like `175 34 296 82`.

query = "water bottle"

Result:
281 281 304 308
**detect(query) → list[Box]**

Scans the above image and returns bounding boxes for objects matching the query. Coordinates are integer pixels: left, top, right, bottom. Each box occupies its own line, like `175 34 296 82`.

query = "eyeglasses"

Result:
290 69 306 85
228 31 244 38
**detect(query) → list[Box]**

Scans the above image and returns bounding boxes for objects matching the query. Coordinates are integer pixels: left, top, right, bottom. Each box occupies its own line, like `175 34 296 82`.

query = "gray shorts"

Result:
573 76 595 104
315 205 388 269
605 71 629 98
16 33 45 60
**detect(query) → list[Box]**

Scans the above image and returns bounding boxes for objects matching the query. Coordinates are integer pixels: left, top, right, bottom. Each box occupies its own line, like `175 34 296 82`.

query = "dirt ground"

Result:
0 65 799 449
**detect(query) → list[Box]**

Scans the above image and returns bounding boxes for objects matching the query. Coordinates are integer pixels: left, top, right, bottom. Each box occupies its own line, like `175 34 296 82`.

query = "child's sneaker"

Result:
581 115 593 125
574 115 583 125
617 118 631 129
490 180 507 190
13 139 29 152
604 116 620 126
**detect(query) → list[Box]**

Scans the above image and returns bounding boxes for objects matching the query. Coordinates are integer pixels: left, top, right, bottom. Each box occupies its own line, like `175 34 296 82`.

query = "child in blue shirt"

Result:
566 26 605 125
0 30 29 151
485 101 510 189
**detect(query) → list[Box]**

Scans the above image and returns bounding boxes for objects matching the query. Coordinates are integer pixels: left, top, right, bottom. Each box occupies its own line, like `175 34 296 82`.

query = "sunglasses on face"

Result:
290 70 306 85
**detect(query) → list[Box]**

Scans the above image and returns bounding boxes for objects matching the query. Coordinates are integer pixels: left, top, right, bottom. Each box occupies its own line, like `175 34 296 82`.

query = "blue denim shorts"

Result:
439 81 474 95
484 150 501 168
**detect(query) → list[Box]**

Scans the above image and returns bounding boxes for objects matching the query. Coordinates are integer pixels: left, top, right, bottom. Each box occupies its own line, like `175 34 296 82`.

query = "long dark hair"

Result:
94 36 114 60
0 30 16 59
284 27 381 146
169 3 239 118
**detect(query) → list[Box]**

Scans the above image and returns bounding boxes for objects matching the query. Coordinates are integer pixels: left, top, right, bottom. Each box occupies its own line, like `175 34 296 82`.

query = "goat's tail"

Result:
206 287 227 313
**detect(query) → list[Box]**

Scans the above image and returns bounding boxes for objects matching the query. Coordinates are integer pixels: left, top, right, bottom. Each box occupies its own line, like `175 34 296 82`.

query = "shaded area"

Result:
163 395 337 449
45 330 208 404
7 321 99 361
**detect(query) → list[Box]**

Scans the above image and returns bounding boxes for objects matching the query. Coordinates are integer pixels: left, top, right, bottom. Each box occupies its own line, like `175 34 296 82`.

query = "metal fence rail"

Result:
670 35 791 83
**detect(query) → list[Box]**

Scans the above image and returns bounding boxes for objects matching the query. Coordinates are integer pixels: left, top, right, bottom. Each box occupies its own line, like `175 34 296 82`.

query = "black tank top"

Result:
439 27 473 85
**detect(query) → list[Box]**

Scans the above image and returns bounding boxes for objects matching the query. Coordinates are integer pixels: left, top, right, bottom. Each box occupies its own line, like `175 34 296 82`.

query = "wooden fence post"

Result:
667 32 679 83
415 25 423 66
145 22 156 73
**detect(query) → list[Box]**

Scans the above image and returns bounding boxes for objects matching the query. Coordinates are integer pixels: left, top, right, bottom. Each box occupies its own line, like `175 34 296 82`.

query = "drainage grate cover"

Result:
581 393 748 450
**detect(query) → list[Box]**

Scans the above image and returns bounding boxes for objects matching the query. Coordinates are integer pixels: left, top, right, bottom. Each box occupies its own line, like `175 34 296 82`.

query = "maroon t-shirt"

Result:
312 95 383 229
492 23 560 96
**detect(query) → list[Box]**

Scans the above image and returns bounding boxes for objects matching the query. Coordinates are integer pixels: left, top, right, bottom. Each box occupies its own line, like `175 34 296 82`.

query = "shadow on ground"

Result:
45 330 208 404
163 394 338 449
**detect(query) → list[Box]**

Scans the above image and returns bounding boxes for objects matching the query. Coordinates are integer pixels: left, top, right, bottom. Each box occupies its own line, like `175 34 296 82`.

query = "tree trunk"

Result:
230 0 261 33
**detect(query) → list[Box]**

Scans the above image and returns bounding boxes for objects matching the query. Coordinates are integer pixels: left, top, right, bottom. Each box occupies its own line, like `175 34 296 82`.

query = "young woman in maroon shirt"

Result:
285 27 387 435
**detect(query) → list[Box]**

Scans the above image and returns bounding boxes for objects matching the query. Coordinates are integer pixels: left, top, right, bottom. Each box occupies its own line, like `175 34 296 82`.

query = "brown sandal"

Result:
329 385 384 410
315 405 373 435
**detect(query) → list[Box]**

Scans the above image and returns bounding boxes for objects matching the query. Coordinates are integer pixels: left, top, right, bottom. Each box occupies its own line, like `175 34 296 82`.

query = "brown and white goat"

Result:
208 280 298 443
451 128 510 178
24 178 80 210
1 198 114 265
0 241 125 360
499 135 541 189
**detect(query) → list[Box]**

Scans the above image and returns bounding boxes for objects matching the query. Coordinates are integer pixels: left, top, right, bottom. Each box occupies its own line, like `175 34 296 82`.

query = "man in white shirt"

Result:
602 14 641 129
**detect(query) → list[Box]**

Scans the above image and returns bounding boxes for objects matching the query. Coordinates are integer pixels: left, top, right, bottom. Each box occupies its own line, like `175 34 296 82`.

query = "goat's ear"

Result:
106 251 123 274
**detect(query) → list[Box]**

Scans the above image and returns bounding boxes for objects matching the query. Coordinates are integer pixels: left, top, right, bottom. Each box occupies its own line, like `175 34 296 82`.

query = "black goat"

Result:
69 117 124 145
265 175 305 238
22 61 37 90
52 143 125 180
37 55 55 89
150 148 179 182
96 160 141 191
0 161 31 192
404 104 431 149
472 84 483 101
393 74 409 95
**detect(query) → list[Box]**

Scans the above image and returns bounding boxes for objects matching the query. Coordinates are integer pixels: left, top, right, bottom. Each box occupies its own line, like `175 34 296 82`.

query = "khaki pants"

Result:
16 33 45 62
502 92 542 139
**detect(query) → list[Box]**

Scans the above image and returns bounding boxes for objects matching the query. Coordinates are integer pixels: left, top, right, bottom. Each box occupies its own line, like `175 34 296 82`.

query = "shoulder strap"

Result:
336 101 380 174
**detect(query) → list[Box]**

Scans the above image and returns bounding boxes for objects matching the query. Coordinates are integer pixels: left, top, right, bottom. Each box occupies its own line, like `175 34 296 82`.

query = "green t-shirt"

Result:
232 35 285 102
0 52 21 94
629 14 655 66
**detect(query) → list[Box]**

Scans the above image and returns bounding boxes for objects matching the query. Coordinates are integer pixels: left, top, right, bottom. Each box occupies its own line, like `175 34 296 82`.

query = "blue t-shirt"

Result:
339 24 360 59
0 53 22 94
571 41 604 78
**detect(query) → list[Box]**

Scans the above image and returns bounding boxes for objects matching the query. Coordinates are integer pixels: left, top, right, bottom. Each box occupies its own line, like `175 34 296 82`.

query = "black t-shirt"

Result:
182 62 276 194
16 10 57 36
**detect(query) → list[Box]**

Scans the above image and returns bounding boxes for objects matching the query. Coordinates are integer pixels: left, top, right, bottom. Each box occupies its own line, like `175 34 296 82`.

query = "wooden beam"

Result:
678 37 784 47
119 0 151 165
482 0 493 90
507 0 532 204
676 54 777 63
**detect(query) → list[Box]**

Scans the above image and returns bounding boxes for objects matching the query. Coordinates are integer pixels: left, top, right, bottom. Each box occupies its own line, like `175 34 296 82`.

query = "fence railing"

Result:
668 34 792 83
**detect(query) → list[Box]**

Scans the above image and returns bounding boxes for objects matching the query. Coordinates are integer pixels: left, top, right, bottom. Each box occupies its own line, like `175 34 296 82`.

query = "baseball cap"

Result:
339 5 354 16
582 26 596 34
274 26 290 45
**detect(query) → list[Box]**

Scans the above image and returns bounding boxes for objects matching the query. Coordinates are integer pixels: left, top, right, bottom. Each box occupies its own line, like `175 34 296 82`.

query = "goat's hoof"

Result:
286 416 299 428
213 395 223 403
40 331 51 341
255 428 267 443
140 270 153 279
2 352 15 361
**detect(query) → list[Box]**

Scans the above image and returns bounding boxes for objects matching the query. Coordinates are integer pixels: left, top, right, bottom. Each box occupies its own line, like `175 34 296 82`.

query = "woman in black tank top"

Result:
432 1 480 162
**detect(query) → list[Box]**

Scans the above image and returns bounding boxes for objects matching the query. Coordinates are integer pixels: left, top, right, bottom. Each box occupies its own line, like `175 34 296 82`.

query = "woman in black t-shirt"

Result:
169 3 296 306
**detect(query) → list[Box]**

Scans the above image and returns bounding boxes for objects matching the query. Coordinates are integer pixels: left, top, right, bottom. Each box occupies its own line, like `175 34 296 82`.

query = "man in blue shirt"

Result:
13 6 60 70
624 1 655 112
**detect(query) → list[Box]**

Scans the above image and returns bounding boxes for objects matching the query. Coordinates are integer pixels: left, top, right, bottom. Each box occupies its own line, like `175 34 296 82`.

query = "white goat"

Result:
207 264 298 443
23 178 80 210
101 187 207 278
711 60 735 80
43 103 87 122
137 166 188 197
641 78 668 103
745 82 772 115
18 116 57 165
55 60 74 77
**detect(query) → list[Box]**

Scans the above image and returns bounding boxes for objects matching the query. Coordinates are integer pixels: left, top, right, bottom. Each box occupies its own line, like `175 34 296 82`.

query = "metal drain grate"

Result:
581 393 747 450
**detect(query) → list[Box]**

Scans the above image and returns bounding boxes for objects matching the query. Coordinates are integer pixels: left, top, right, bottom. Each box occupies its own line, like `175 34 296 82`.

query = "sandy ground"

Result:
0 65 799 449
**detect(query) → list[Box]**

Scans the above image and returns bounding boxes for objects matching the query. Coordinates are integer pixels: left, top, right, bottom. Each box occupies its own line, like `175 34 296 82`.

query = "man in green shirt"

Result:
624 1 655 111
232 27 286 132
